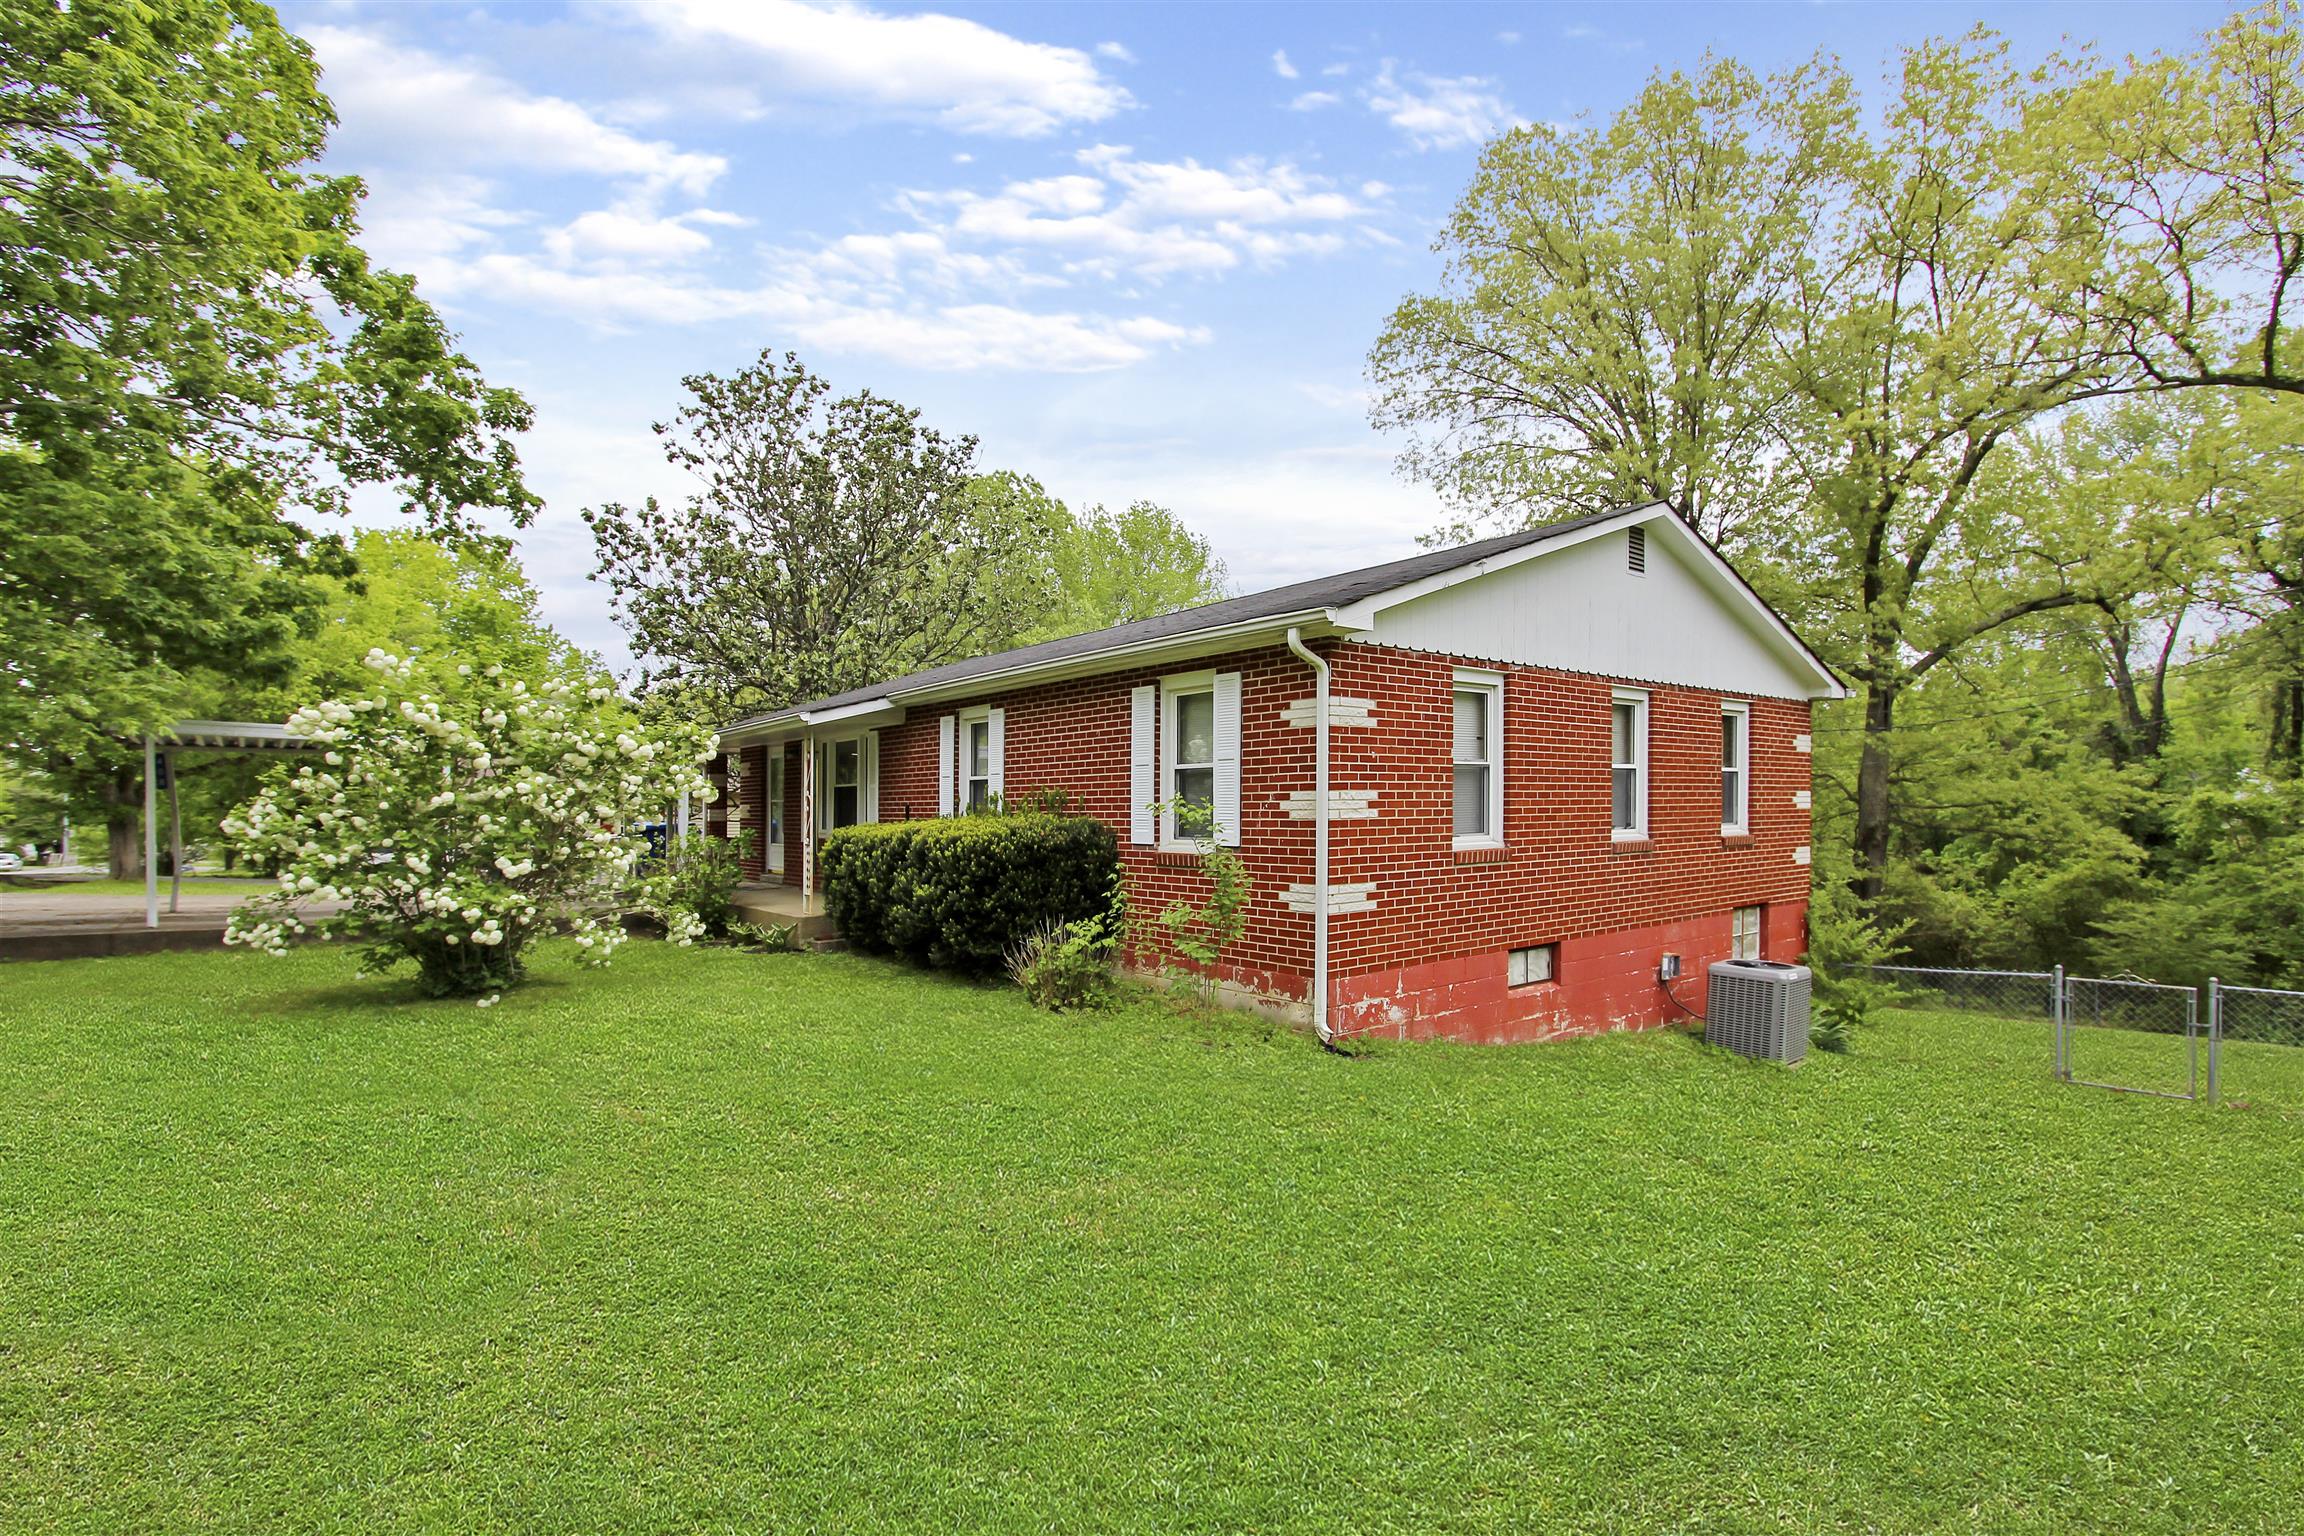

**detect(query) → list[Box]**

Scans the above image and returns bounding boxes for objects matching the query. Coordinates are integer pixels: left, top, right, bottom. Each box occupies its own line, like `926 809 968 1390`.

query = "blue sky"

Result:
283 0 2236 672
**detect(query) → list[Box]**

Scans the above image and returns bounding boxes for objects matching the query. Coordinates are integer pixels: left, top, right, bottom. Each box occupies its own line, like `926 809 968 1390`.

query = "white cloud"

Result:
906 145 1382 281
618 0 1131 137
1096 41 1135 63
354 172 525 273
317 25 1375 377
1272 49 1299 79
542 206 751 266
305 26 724 196
1364 62 1523 151
1288 91 1340 112
1321 61 1352 78
436 252 1205 371
1297 380 1373 413
1563 23 1645 54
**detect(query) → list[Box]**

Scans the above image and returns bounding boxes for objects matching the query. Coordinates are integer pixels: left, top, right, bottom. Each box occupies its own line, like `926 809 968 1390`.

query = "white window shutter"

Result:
937 715 956 817
1214 670 1242 847
862 732 880 824
1129 685 1155 844
987 706 1005 802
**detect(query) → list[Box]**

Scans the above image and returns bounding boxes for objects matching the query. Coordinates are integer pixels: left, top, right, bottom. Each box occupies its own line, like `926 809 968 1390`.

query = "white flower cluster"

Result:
224 658 720 1004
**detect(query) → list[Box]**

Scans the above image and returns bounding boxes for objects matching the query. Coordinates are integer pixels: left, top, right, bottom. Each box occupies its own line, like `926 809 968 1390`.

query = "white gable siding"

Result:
1357 526 1821 699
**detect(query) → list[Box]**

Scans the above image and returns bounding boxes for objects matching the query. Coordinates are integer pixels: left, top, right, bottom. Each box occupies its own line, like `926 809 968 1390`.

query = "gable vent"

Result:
1627 525 1647 574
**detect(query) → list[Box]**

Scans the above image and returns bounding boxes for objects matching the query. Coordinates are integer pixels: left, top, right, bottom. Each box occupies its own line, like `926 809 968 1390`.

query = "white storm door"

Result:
765 750 786 875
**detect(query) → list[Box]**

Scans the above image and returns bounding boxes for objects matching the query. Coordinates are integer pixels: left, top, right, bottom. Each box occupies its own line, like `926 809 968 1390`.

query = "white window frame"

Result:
957 705 993 813
1451 668 1505 851
815 734 868 834
1611 688 1649 841
1160 669 1218 850
1732 904 1763 961
1720 700 1751 836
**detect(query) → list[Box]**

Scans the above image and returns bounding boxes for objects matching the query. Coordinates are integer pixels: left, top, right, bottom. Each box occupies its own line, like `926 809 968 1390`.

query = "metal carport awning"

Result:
140 721 320 928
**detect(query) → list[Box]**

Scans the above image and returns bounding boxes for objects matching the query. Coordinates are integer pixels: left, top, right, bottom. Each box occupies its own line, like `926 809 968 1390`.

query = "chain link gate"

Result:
2056 973 2206 1102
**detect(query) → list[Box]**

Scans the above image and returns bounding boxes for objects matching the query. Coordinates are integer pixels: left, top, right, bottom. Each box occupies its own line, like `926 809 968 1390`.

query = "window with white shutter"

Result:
958 706 992 811
937 715 956 817
1128 685 1156 844
1160 670 1241 847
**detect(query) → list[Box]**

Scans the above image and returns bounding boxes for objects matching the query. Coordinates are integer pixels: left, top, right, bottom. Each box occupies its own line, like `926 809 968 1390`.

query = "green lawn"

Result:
3 942 2300 1534
0 876 270 897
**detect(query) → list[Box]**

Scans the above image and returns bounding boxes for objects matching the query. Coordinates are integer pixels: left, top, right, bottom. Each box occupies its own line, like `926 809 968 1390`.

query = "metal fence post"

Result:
2052 963 2066 1082
2207 977 2221 1108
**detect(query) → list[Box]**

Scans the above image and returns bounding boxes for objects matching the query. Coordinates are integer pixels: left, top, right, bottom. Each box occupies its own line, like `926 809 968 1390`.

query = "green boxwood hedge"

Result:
821 813 1122 976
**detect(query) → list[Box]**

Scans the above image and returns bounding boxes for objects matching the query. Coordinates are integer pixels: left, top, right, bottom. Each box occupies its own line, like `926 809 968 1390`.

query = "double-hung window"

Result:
817 737 862 831
1166 682 1217 841
1720 701 1750 835
1452 670 1504 848
961 709 993 811
1611 688 1648 839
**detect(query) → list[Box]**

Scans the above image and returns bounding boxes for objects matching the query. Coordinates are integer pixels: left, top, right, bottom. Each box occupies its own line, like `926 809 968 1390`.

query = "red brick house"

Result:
710 504 1843 1044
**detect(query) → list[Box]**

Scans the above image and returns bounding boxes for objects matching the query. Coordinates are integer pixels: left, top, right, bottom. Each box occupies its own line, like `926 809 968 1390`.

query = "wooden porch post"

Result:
800 735 816 915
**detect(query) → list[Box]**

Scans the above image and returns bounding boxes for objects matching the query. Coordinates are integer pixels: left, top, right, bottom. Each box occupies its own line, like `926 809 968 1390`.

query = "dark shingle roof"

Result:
726 506 1643 731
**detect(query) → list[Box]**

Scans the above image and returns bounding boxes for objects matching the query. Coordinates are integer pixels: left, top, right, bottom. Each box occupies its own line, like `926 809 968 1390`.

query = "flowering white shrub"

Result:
224 649 717 999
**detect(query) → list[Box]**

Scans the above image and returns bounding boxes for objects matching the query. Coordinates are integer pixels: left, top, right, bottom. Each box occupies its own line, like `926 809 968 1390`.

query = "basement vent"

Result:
1627 525 1647 574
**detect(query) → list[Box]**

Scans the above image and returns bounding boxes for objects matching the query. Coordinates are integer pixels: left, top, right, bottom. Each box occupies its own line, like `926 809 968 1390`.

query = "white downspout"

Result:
1284 627 1333 1046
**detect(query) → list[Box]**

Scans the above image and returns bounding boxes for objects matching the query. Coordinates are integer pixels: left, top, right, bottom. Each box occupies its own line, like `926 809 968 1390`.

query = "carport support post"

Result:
166 749 183 914
142 733 158 928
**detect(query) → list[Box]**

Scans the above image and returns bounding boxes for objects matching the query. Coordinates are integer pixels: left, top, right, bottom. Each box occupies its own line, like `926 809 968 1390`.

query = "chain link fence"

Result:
1838 964 2304 1112
1847 964 2056 1022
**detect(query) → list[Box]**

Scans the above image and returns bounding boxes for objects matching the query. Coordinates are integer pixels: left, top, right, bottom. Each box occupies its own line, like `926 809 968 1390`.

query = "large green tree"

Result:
1 1 536 872
1022 498 1229 644
585 352 1051 716
1370 10 2304 910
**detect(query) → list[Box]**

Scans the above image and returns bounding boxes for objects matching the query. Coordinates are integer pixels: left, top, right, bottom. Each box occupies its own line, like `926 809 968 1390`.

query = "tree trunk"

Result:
104 764 142 880
1852 678 1898 905
2275 675 2304 775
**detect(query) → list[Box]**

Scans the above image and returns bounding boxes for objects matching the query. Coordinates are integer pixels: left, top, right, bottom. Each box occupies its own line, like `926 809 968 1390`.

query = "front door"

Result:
765 751 786 876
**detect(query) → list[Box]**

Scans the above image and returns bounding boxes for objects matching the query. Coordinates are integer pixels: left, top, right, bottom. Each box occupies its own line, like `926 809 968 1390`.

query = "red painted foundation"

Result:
1330 900 1809 1044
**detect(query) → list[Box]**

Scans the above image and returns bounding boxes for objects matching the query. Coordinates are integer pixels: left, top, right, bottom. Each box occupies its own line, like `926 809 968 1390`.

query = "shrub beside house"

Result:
712 504 1843 1044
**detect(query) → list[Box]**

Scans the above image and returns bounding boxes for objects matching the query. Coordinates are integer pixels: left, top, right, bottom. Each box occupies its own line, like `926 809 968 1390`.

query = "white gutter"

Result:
1284 626 1333 1046
723 608 1343 744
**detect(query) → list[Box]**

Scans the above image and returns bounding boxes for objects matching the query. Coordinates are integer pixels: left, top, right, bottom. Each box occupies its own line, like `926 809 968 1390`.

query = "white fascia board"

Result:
719 701 907 750
884 609 1339 712
716 609 1342 748
1331 503 1847 701
803 699 907 729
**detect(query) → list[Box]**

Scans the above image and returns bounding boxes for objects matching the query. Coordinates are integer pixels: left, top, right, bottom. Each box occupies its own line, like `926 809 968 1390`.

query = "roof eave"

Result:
717 607 1344 747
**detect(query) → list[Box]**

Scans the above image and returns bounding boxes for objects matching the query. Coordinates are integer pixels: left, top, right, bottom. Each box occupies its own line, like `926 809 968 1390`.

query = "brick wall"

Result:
1318 642 1815 1039
720 635 1816 1042
869 644 1319 1005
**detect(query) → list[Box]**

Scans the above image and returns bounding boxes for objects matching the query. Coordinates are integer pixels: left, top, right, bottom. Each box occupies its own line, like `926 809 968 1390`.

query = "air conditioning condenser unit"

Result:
1705 958 1812 1064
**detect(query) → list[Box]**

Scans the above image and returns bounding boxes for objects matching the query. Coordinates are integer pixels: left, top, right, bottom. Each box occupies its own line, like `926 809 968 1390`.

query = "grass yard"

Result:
3 941 2301 1534
0 876 271 898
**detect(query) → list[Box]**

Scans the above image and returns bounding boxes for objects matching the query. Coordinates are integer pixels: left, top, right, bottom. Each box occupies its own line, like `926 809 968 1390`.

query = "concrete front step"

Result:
730 885 840 946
